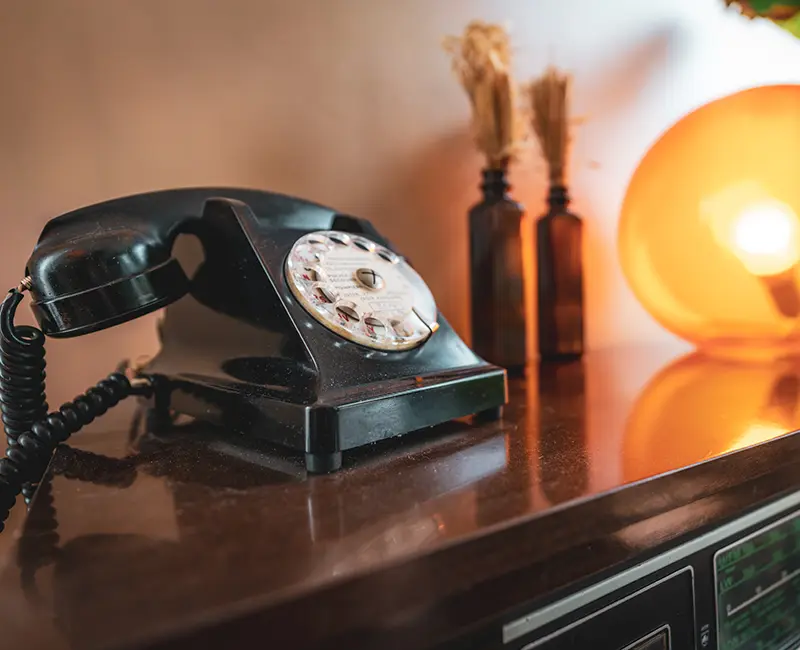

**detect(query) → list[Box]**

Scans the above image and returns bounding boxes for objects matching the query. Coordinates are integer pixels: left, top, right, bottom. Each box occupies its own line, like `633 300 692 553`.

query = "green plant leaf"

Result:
776 12 800 36
748 0 800 11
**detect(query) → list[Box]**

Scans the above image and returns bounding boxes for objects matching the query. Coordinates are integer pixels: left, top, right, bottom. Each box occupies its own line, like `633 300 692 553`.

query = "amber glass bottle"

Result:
468 164 527 376
536 185 584 360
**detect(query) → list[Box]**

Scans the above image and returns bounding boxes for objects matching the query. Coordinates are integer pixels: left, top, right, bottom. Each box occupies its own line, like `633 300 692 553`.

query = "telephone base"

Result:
475 405 504 422
151 364 508 473
305 452 342 474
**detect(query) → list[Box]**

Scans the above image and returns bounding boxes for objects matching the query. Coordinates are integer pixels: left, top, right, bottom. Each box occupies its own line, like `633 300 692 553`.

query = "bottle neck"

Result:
547 185 570 212
481 167 510 201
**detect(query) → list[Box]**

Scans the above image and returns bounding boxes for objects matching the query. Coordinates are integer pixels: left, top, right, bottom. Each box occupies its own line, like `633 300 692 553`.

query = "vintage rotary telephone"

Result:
0 188 507 530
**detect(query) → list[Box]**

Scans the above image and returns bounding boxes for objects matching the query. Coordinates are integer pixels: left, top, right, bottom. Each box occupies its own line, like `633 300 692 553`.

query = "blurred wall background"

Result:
1 0 799 404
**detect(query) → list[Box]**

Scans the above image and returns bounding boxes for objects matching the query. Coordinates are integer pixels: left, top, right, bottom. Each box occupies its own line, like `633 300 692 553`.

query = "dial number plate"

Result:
285 231 437 351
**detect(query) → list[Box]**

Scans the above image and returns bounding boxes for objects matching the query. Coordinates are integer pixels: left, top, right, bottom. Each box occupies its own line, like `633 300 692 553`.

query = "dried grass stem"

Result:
525 67 572 186
443 22 524 169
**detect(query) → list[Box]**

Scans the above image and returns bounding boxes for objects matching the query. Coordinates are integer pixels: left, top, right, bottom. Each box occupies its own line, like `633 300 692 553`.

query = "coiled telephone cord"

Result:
0 286 152 532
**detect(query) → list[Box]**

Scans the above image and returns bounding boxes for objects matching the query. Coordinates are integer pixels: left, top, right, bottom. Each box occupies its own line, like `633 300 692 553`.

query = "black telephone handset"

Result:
0 188 506 530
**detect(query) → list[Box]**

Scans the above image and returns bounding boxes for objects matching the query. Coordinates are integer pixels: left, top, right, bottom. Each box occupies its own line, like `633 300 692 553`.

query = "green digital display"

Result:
716 513 800 650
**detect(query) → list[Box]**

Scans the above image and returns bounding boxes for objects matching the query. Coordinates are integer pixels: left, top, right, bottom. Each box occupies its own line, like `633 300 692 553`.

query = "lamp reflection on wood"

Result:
622 352 800 483
726 372 800 453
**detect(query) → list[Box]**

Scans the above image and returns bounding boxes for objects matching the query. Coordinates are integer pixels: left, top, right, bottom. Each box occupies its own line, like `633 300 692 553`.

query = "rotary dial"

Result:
285 231 438 351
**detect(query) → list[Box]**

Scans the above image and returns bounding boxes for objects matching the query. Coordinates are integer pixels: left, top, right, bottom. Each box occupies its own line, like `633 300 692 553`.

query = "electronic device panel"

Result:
447 491 800 650
715 511 800 650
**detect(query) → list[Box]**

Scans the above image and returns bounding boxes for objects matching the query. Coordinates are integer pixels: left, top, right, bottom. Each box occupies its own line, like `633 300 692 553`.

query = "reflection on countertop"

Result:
4 344 800 650
623 351 800 481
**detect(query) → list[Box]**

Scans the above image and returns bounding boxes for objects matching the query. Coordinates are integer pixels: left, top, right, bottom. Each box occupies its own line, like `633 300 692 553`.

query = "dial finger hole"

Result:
390 318 415 338
336 302 361 323
313 286 337 304
327 232 351 246
293 244 325 265
352 237 376 252
364 316 387 339
300 266 326 283
306 234 329 246
376 247 400 264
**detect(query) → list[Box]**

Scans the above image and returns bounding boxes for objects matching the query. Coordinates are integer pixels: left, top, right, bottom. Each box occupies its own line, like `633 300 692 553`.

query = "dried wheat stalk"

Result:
524 67 572 186
443 21 524 169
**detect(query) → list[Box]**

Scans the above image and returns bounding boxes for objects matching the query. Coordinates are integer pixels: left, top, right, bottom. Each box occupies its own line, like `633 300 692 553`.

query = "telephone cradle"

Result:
0 188 506 527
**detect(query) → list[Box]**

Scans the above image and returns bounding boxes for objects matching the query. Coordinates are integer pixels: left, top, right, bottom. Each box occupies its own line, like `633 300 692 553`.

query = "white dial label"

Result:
285 231 437 351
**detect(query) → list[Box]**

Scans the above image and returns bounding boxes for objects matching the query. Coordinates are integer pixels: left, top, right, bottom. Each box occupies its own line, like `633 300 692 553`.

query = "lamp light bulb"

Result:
701 188 800 317
728 201 800 277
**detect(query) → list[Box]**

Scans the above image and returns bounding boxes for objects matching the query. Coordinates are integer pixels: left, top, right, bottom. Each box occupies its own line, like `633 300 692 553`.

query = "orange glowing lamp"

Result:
619 85 800 358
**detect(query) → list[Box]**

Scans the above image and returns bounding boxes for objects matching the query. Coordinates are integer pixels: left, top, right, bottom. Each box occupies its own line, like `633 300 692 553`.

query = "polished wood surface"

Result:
3 345 800 650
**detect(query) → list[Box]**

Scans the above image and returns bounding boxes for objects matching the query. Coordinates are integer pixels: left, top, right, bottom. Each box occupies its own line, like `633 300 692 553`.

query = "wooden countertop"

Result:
3 345 800 650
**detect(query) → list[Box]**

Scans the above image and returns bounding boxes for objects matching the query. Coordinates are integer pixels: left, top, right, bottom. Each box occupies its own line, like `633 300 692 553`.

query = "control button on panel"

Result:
623 628 668 650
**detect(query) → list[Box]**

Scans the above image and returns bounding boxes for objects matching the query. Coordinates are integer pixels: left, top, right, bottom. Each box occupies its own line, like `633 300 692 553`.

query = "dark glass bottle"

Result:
468 164 527 376
536 185 584 360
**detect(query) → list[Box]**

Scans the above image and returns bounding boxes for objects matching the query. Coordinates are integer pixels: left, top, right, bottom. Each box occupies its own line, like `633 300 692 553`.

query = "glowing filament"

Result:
728 201 800 277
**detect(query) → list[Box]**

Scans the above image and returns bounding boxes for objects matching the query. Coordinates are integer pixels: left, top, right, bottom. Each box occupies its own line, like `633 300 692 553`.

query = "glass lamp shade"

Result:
619 85 800 359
